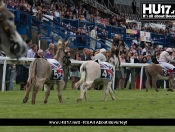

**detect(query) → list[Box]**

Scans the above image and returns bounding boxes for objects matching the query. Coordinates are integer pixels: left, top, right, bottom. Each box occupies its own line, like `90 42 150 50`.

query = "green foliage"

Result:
0 81 175 131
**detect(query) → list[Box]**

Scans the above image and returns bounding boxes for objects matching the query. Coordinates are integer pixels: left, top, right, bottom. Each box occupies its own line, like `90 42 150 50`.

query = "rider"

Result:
159 48 175 71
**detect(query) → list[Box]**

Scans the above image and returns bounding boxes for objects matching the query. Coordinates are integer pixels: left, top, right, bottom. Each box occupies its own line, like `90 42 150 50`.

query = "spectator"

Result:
124 51 132 88
90 26 98 49
35 9 43 34
76 28 82 47
132 0 136 14
16 38 32 90
35 49 44 58
27 44 37 58
98 28 107 40
45 47 54 59
63 47 71 90
116 52 126 89
146 54 152 64
142 56 147 89
80 48 90 61
70 52 81 90
94 48 107 62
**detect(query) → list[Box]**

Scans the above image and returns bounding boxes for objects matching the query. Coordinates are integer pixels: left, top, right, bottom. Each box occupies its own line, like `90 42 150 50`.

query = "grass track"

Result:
0 81 175 131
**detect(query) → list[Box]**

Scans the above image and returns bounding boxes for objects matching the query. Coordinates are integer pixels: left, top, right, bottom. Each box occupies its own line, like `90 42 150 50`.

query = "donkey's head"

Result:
0 0 26 58
54 38 72 66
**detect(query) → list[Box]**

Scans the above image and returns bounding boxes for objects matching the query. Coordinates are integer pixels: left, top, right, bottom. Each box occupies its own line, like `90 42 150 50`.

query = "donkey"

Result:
23 38 71 104
0 0 26 58
74 44 122 102
145 63 175 92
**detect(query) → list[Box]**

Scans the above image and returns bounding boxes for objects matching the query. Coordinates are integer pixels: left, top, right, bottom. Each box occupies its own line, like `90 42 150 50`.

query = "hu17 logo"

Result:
140 2 175 20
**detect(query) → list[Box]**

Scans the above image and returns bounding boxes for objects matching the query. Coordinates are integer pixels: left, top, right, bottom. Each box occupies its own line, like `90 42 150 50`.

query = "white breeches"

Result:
159 62 175 70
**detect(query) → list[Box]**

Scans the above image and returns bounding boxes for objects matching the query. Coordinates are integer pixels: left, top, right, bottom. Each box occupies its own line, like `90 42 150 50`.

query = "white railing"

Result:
0 57 160 92
0 56 152 91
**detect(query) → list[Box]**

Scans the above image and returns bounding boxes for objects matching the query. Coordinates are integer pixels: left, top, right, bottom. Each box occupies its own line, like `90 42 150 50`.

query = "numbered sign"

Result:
47 59 63 81
101 69 107 78
99 62 113 80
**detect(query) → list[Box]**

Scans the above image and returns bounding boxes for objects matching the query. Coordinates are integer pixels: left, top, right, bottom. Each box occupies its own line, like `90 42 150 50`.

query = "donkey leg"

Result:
77 81 93 102
23 81 32 103
77 83 87 102
152 76 158 92
107 82 116 101
145 69 150 92
31 79 46 104
43 83 52 104
56 80 65 103
104 83 109 101
167 78 173 92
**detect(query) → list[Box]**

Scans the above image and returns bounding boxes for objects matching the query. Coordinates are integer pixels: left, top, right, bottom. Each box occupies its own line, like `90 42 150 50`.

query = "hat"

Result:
100 48 106 53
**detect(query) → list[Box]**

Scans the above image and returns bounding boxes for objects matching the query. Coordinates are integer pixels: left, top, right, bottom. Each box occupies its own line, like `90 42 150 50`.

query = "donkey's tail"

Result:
74 63 86 89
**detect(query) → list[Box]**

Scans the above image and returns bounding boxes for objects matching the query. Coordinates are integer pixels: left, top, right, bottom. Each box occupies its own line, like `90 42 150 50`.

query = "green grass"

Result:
0 81 175 131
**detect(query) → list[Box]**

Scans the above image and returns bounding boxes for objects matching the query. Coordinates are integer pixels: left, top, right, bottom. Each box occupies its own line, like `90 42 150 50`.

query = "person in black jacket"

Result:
132 0 137 14
34 49 44 58
80 48 91 61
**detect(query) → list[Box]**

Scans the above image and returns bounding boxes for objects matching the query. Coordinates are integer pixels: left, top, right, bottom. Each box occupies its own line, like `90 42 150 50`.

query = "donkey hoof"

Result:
167 89 173 92
112 98 116 101
44 101 47 104
77 99 81 102
23 98 28 103
156 90 158 92
31 100 35 105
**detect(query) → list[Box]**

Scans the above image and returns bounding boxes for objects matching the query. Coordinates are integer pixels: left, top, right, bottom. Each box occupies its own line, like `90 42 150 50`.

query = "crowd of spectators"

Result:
4 0 175 39
69 34 173 90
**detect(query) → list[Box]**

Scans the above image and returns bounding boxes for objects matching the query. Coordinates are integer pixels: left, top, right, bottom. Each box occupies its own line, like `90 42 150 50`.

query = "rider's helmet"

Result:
166 48 173 54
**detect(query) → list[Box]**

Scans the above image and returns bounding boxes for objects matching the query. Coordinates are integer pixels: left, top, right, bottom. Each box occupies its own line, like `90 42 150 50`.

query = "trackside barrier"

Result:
0 57 166 91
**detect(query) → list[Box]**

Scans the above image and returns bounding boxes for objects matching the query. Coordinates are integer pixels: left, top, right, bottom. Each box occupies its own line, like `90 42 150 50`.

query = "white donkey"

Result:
0 0 26 58
74 51 120 102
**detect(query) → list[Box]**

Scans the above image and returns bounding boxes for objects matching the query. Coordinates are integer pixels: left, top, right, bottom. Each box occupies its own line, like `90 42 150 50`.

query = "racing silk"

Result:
159 51 175 63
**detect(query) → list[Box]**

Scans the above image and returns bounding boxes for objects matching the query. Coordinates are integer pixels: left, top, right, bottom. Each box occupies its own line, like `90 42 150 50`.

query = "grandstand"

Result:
5 0 175 52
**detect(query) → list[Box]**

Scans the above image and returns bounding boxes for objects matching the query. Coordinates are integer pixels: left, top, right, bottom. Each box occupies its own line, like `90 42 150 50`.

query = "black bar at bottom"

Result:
0 119 174 126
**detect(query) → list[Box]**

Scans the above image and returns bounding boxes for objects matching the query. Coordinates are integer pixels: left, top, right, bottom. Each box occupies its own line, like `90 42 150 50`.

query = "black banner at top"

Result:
0 119 175 126
140 2 175 21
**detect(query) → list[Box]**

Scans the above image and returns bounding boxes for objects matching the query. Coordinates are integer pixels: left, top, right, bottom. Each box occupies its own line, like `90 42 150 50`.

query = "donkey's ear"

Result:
65 38 72 46
57 39 63 46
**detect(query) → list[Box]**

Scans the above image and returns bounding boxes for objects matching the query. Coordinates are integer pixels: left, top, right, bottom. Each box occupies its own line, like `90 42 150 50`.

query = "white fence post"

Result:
164 80 166 89
2 60 7 92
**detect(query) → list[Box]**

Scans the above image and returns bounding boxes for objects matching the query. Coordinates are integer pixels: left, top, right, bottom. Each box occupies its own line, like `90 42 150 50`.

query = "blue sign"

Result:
39 36 53 43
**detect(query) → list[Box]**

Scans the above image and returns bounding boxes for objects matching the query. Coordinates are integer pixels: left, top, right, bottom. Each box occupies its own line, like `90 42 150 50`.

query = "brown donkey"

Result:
145 63 175 92
23 38 71 104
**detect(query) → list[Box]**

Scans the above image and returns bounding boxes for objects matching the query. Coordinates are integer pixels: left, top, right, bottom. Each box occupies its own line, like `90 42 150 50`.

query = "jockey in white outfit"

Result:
159 48 175 71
